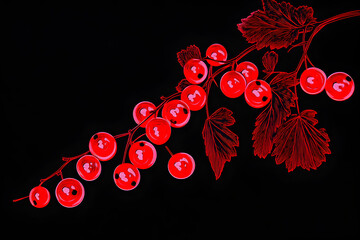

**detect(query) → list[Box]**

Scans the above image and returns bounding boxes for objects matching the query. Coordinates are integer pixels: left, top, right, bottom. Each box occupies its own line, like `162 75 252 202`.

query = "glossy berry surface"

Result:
206 43 228 66
29 186 50 208
133 101 156 128
89 132 117 161
236 61 259 82
76 155 101 181
162 100 191 128
325 72 355 101
145 117 171 145
168 153 195 179
129 140 157 169
245 80 272 108
220 71 247 98
55 178 85 208
114 163 140 191
300 67 327 95
181 85 207 111
183 59 208 84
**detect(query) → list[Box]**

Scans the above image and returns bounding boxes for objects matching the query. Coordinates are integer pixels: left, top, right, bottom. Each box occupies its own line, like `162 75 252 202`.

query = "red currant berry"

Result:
76 155 101 181
29 186 50 208
220 71 247 98
183 59 208 84
206 43 227 66
145 117 171 145
168 153 195 179
245 80 272 108
300 67 327 95
114 163 140 191
55 178 85 208
236 61 259 82
89 132 117 161
325 72 355 101
129 141 157 169
133 101 156 128
162 100 191 128
181 85 207 111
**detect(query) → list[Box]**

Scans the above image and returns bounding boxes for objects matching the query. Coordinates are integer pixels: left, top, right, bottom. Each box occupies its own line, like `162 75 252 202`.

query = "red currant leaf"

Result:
237 0 316 50
252 72 296 158
271 109 331 172
176 79 192 92
262 51 278 73
202 107 239 179
177 45 202 67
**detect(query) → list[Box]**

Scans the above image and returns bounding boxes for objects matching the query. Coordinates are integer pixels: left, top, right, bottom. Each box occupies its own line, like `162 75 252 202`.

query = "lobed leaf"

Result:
262 51 278 73
237 0 316 50
177 45 202 67
202 108 239 179
271 109 331 172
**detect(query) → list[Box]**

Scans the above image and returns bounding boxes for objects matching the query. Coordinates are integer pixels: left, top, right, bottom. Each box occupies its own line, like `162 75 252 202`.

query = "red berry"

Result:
113 163 140 191
220 71 247 98
300 67 327 95
145 117 171 145
236 61 259 82
76 155 101 181
206 43 227 66
162 100 191 128
245 80 272 108
325 72 355 101
129 141 157 169
181 85 207 111
133 101 156 128
183 59 208 84
55 178 85 208
89 132 117 161
29 186 50 208
168 153 195 179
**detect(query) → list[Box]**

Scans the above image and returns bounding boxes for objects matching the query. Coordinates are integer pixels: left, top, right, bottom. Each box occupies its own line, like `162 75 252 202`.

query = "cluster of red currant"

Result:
300 67 355 100
13 0 360 208
24 96 199 207
186 44 272 108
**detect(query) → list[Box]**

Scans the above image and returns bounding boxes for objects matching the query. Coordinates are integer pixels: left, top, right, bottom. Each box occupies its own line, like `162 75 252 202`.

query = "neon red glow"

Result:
206 43 228 66
236 61 259 82
183 59 208 84
220 71 247 98
129 141 157 169
145 117 172 145
325 72 355 101
89 132 117 161
113 163 140 191
55 178 85 208
12 0 360 208
29 186 50 208
168 153 195 179
300 67 327 95
181 85 207 111
161 100 191 128
245 80 272 108
132 101 156 128
76 155 102 181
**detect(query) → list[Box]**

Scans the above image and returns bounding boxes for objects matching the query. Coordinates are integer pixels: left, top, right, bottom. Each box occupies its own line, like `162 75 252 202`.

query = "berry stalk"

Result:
292 10 360 114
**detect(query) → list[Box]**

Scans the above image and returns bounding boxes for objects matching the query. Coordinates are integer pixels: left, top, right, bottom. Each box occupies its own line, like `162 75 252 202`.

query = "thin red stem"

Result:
39 150 90 186
13 195 29 203
131 133 146 143
165 146 174 156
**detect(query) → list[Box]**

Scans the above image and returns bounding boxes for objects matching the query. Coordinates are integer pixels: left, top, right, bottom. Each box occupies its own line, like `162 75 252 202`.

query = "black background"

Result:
3 0 360 238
